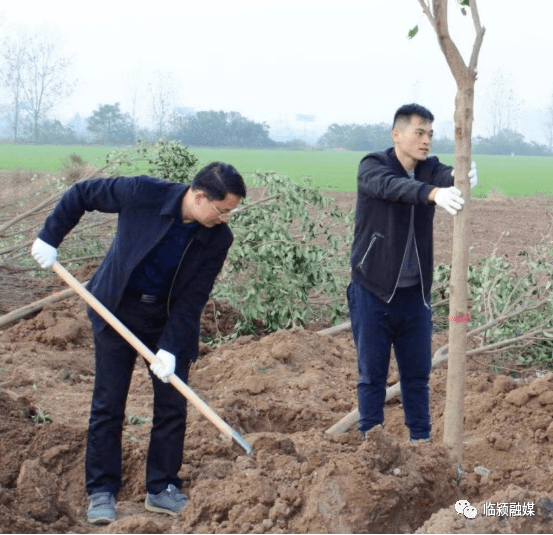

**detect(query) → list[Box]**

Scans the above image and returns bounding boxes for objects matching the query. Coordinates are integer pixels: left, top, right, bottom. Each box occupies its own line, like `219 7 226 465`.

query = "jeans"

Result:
347 279 432 440
85 294 190 496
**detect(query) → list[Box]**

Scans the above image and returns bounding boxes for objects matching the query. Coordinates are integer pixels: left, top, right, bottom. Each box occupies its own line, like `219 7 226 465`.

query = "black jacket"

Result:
350 148 453 304
38 175 233 363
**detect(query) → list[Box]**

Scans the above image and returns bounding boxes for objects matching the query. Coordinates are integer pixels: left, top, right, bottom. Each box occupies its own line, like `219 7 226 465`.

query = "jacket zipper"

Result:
166 238 194 316
386 233 409 304
386 207 414 304
358 232 383 269
387 206 429 308
413 225 430 310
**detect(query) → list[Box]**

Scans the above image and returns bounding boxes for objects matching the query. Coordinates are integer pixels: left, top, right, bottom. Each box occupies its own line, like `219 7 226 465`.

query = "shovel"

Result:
51 261 253 455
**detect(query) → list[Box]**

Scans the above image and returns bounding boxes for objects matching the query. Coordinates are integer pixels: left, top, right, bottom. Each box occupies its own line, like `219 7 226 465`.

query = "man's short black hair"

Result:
191 162 247 200
393 103 434 129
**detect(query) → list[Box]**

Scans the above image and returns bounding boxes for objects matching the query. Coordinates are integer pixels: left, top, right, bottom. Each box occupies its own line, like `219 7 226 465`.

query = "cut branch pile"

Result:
0 164 115 273
438 223 553 370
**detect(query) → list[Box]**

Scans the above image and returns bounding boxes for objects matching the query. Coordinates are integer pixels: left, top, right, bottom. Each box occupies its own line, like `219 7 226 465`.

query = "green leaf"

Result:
212 169 350 337
407 25 419 40
461 7 467 15
460 0 470 5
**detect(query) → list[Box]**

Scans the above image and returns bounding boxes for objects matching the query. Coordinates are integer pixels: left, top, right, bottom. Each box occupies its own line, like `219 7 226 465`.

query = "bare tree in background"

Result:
123 69 142 142
0 34 27 141
544 91 553 153
482 69 522 137
149 70 180 139
414 0 485 463
20 28 75 143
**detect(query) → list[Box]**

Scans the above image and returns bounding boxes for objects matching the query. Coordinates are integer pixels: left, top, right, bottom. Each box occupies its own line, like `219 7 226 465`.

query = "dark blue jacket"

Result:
351 148 453 304
38 175 233 363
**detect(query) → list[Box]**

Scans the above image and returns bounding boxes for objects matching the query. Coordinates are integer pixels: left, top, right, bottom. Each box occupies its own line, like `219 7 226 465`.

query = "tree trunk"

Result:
443 81 475 462
14 99 19 141
416 0 485 464
34 113 39 144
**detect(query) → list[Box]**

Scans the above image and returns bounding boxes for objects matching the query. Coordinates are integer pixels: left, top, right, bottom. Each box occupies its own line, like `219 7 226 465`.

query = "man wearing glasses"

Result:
31 162 246 524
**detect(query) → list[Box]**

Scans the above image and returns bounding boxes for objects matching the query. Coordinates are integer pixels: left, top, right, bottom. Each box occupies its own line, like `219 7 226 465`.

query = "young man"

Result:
348 103 477 443
31 162 246 524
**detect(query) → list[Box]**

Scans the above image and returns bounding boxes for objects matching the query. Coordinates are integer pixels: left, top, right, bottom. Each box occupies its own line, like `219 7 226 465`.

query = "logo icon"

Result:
455 500 477 519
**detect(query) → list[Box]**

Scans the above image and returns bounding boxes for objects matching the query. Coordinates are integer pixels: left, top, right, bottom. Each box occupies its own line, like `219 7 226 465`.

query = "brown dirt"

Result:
1 172 553 533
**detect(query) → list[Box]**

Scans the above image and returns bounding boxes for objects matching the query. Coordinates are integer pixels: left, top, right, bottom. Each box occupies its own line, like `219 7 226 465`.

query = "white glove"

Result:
31 238 58 268
451 161 478 189
151 349 176 382
469 161 478 189
434 186 465 216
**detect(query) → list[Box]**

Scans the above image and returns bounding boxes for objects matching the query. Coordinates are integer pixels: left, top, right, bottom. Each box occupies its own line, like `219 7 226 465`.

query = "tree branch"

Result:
0 162 113 236
416 0 436 30
2 220 43 239
1 254 104 273
468 0 486 71
0 191 62 236
433 298 551 361
473 322 551 356
229 194 280 216
0 219 112 259
0 238 34 256
431 0 468 84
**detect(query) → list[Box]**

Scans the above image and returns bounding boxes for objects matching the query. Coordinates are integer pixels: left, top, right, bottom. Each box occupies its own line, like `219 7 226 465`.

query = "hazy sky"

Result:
2 0 553 142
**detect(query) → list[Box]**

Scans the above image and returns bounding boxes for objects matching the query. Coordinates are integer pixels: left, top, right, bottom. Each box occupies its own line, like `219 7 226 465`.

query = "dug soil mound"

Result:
1 191 552 533
1 306 553 533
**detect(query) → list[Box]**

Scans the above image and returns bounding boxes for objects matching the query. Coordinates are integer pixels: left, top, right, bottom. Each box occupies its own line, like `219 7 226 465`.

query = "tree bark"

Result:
445 84 474 462
417 0 485 463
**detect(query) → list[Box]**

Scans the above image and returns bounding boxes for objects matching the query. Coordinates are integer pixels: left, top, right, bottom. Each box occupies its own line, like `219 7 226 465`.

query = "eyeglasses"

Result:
209 200 233 219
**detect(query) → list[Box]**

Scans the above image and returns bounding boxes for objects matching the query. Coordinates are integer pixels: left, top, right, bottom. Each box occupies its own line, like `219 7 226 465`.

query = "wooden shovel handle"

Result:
51 261 252 455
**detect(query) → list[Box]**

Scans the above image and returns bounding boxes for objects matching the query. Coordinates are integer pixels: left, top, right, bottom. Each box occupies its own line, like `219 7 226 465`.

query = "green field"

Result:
1 144 551 197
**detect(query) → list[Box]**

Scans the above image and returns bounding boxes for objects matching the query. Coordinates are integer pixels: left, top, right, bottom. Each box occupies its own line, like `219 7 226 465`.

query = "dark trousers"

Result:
347 279 432 440
85 294 190 496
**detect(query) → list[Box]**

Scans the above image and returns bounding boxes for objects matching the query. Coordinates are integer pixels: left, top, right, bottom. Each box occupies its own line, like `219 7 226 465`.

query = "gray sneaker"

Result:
88 492 116 524
361 423 384 441
145 484 189 516
410 437 431 444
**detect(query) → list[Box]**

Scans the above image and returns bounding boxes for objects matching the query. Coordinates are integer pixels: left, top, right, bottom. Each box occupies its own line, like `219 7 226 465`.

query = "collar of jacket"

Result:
387 147 426 178
158 182 221 245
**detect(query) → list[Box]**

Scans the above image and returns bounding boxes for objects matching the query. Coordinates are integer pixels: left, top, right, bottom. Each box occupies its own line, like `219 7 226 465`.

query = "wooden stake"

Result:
0 285 85 329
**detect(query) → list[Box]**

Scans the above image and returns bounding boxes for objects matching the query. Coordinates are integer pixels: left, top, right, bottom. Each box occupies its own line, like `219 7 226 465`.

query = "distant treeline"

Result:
2 104 552 156
1 106 282 149
316 122 553 156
